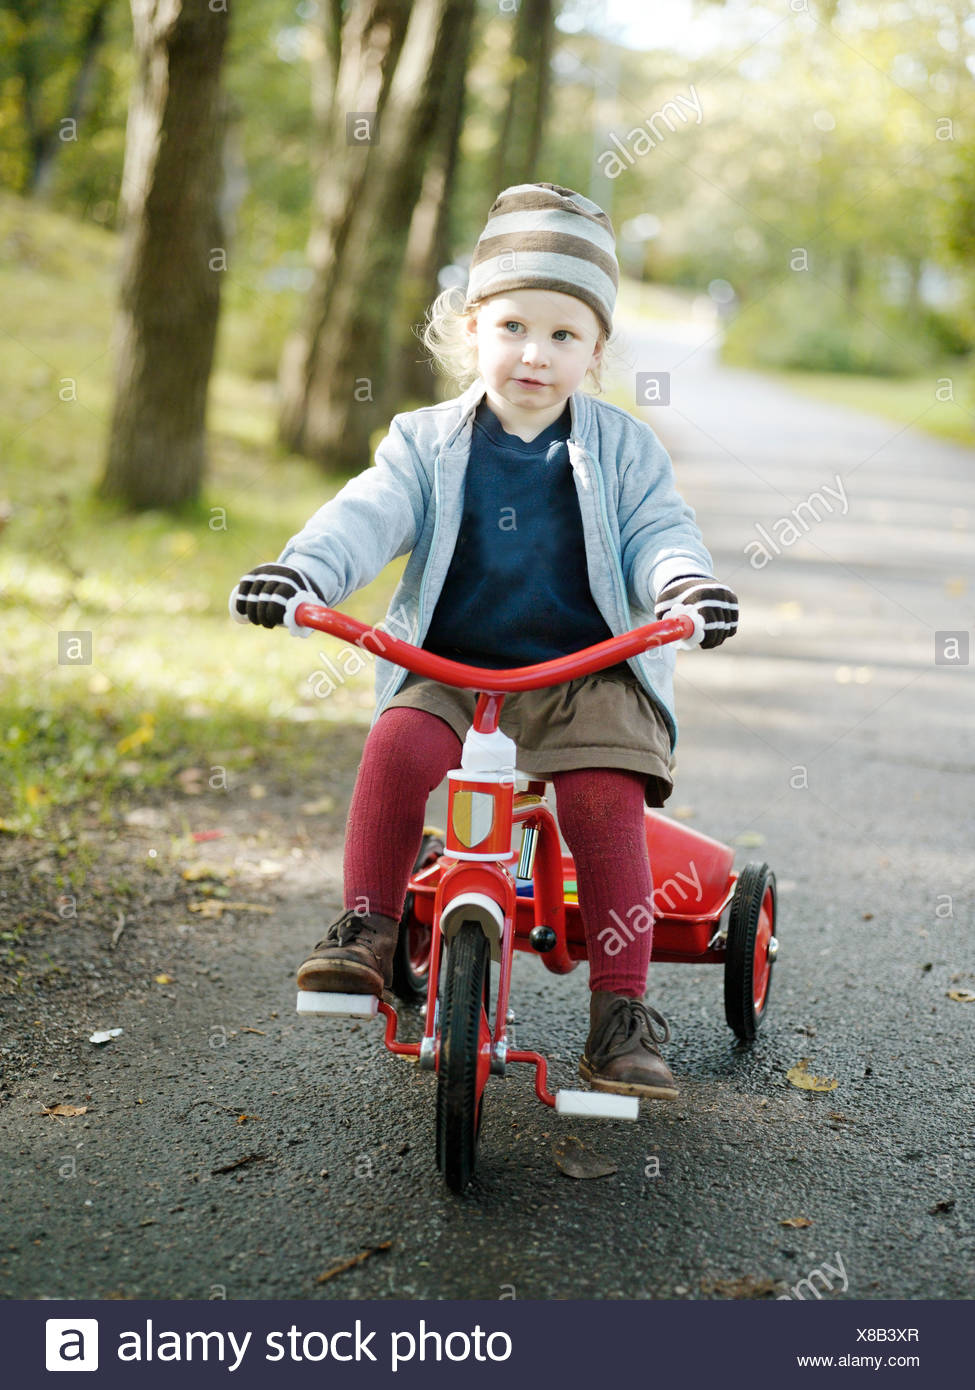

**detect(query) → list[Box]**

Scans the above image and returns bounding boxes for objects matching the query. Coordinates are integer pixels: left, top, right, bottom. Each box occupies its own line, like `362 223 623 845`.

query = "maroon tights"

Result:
343 707 653 996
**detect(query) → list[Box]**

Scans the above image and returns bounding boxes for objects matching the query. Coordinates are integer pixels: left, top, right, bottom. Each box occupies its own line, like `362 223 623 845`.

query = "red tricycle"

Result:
292 600 779 1192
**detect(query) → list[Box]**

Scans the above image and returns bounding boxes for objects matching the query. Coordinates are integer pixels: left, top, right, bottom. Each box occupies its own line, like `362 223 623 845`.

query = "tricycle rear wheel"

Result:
392 832 443 1002
724 862 777 1041
435 921 491 1193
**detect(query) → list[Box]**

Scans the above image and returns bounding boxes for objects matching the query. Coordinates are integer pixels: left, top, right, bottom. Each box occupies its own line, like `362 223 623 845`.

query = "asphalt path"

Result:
3 309 973 1302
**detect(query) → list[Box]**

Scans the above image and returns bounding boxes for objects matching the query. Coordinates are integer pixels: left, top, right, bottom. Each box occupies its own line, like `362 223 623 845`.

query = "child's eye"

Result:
502 321 522 333
553 329 573 341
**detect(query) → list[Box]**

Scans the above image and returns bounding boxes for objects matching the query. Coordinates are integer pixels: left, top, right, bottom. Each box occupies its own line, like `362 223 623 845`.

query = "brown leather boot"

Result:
579 990 679 1099
296 907 400 996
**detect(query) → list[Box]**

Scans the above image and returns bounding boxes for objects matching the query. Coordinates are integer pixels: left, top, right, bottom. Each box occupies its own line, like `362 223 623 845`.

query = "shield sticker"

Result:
451 789 496 848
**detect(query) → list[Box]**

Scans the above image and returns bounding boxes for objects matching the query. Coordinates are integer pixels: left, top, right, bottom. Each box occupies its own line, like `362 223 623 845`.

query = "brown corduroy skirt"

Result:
383 661 675 807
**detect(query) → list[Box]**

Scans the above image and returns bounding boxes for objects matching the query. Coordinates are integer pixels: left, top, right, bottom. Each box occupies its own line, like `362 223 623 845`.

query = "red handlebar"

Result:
293 603 695 693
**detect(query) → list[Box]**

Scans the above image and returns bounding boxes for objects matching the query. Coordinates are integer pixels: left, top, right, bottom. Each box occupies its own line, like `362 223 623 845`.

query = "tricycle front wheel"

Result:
435 921 491 1193
724 862 777 1041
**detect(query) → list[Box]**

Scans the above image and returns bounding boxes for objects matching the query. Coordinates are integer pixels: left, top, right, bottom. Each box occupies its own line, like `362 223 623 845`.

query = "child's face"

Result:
466 289 603 429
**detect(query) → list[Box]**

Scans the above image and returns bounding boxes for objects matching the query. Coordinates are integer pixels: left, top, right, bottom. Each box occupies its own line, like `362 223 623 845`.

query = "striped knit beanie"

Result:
465 182 618 336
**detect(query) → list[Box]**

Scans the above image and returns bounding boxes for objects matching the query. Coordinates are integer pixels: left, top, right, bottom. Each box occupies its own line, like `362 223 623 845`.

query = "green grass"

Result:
749 364 975 446
0 192 399 835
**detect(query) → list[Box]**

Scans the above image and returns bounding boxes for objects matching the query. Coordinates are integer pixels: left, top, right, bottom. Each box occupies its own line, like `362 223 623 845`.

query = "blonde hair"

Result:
420 286 608 395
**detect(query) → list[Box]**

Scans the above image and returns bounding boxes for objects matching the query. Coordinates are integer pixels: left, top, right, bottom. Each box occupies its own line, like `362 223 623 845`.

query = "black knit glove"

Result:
654 575 739 650
230 562 325 629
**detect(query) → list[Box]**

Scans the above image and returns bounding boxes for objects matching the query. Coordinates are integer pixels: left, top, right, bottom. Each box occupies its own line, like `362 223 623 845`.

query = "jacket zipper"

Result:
581 441 674 737
579 442 635 633
383 448 444 708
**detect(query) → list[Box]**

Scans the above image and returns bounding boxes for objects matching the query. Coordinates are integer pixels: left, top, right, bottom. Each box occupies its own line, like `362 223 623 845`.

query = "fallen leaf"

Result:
240 1027 266 1035
154 973 173 985
316 1241 393 1284
40 1104 88 1118
181 863 229 882
116 715 156 755
188 900 274 918
947 989 975 1003
779 1216 812 1228
786 1058 839 1093
187 899 225 918
552 1135 618 1179
89 1028 123 1045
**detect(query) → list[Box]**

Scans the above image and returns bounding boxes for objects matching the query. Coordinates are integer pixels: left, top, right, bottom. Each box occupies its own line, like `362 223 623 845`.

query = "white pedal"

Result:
554 1089 639 1120
296 991 378 1018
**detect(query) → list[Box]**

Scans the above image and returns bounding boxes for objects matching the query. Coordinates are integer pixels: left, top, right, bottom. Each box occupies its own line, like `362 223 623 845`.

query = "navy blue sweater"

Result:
423 399 615 668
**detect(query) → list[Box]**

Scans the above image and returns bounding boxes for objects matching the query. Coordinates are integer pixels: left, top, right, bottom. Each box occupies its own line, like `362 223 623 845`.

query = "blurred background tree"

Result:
492 0 554 191
98 0 232 509
0 0 115 197
276 0 479 471
0 0 972 501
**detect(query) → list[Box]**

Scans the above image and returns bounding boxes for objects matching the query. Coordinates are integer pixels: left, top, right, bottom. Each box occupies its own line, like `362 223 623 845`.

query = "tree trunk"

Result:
29 0 112 198
278 0 476 472
277 0 411 461
389 0 477 405
99 0 231 511
842 245 862 308
492 0 553 192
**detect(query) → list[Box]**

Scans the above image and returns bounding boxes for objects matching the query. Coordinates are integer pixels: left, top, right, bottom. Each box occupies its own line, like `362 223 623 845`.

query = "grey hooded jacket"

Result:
277 377 715 752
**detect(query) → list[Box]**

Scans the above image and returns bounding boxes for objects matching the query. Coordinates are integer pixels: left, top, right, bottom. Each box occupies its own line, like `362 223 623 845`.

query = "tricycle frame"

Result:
288 600 779 1189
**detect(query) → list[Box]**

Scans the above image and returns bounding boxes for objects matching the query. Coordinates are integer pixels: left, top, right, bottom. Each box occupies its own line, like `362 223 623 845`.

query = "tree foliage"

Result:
0 0 122 197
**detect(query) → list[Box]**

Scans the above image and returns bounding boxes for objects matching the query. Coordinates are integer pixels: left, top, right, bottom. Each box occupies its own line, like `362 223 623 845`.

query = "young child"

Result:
232 182 738 1098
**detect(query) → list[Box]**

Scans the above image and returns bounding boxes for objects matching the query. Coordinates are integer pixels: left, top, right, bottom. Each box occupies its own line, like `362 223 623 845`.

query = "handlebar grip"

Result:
227 585 250 625
283 591 314 638
668 602 706 650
